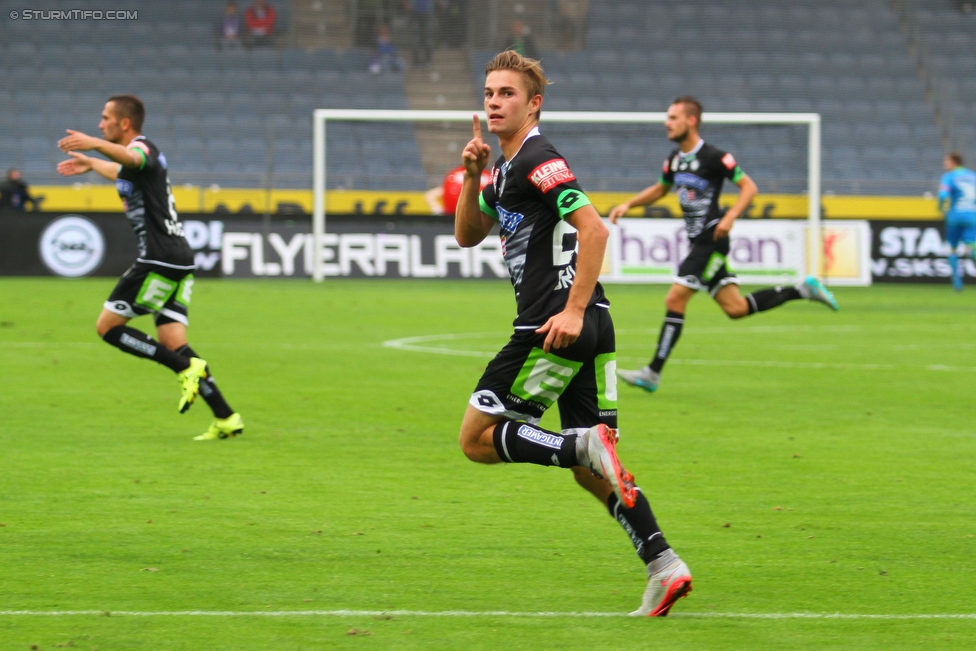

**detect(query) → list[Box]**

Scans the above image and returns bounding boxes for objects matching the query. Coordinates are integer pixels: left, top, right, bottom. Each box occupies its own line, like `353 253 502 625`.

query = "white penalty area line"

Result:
1 610 974 620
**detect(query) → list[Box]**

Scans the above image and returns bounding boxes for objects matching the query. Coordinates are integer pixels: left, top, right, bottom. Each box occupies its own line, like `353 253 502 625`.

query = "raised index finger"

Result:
472 114 482 140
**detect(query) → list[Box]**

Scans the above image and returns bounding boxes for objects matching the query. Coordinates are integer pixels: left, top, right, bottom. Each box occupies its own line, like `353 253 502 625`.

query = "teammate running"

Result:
455 51 692 617
938 152 976 291
609 96 839 393
56 94 243 440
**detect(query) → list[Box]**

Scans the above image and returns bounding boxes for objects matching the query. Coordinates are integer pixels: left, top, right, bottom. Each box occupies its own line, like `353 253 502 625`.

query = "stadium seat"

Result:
3 0 944 194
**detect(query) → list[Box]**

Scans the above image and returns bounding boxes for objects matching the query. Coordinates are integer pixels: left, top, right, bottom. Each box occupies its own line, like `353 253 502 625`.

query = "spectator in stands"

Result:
557 0 588 49
369 24 405 74
245 0 277 47
218 2 243 49
435 0 466 47
0 169 41 211
407 0 434 68
507 20 538 60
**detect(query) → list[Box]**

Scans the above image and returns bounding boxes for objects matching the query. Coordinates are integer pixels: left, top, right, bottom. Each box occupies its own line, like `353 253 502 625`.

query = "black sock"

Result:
608 490 670 564
176 344 235 419
648 311 684 373
102 326 190 373
492 421 579 467
745 286 802 315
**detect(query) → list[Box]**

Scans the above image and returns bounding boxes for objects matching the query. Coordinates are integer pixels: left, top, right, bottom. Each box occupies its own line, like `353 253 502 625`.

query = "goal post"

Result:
312 109 822 283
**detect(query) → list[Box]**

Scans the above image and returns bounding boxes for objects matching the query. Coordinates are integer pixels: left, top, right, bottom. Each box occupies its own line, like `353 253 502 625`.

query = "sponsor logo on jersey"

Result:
516 424 563 450
129 141 150 155
662 159 670 174
158 152 168 169
116 179 134 196
673 172 709 190
557 189 584 211
721 153 737 170
496 205 525 235
529 158 576 193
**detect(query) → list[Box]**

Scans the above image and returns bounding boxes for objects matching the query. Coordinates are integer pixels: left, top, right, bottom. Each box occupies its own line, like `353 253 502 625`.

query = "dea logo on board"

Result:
39 215 105 277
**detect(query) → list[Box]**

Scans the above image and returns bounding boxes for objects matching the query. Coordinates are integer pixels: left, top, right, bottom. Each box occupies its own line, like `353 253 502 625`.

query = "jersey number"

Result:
552 220 578 267
164 178 184 237
958 178 976 212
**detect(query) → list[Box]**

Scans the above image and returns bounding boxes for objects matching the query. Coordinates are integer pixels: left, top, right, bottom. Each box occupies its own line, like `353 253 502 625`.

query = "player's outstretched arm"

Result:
536 205 608 352
608 182 670 223
57 130 143 169
56 151 120 181
456 115 495 247
714 173 758 240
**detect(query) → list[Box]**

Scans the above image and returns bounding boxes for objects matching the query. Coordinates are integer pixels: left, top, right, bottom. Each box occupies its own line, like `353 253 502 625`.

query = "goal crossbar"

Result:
312 109 822 282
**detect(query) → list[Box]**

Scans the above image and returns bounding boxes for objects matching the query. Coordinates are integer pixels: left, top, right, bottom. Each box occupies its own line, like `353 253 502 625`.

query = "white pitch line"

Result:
382 333 967 372
382 332 500 358
0 610 974 620
632 357 897 371
616 325 863 336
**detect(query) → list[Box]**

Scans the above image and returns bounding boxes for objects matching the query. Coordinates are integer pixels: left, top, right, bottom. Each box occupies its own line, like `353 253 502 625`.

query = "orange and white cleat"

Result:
583 423 637 508
630 551 693 617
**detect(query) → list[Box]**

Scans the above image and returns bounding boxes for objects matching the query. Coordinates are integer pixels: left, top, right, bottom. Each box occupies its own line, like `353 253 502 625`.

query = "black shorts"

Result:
104 262 194 326
676 231 738 296
470 304 617 434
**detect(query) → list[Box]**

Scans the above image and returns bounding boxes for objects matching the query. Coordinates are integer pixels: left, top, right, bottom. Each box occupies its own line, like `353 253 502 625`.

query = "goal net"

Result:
311 109 823 284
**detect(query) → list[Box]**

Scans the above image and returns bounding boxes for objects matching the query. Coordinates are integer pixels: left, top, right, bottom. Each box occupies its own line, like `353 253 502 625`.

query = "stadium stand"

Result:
899 0 976 165
0 0 966 196
475 0 947 194
0 0 422 191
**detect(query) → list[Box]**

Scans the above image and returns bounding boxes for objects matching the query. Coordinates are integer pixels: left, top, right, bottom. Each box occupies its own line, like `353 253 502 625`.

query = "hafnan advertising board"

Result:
604 219 806 286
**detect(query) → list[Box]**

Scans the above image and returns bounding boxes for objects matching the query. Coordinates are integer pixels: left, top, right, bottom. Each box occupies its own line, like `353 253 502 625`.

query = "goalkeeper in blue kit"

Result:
938 152 976 291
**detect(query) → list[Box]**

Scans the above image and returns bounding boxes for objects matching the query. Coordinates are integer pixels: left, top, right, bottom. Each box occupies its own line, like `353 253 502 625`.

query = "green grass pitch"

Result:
1 278 974 650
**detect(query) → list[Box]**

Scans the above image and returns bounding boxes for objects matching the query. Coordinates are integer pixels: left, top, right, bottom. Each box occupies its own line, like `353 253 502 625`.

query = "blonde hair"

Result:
485 50 551 118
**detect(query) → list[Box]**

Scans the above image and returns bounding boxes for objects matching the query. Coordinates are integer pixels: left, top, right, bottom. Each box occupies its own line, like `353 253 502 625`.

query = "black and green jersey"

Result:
660 140 745 242
115 136 194 268
479 127 608 328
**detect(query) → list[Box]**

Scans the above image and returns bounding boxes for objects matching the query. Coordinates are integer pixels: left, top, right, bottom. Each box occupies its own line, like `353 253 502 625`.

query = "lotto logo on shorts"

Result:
529 159 575 193
516 425 563 450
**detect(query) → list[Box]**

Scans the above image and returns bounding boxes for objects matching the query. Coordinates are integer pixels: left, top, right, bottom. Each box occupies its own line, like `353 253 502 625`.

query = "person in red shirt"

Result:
425 164 492 215
245 0 276 47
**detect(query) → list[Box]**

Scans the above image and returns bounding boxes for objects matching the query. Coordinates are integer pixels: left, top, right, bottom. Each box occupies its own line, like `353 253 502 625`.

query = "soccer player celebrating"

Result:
938 152 976 291
455 51 692 617
56 95 243 441
609 97 839 393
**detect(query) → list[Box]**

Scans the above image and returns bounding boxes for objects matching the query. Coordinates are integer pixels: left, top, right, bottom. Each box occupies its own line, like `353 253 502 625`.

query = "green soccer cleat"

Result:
194 412 244 441
617 366 660 392
177 357 208 413
800 275 839 311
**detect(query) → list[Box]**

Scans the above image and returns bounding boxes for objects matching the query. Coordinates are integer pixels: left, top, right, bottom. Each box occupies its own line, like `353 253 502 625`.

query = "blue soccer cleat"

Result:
800 275 839 311
617 366 660 392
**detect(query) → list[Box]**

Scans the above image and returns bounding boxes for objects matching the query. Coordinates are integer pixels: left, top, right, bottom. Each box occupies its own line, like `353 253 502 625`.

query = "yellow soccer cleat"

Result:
193 412 244 441
177 357 208 413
